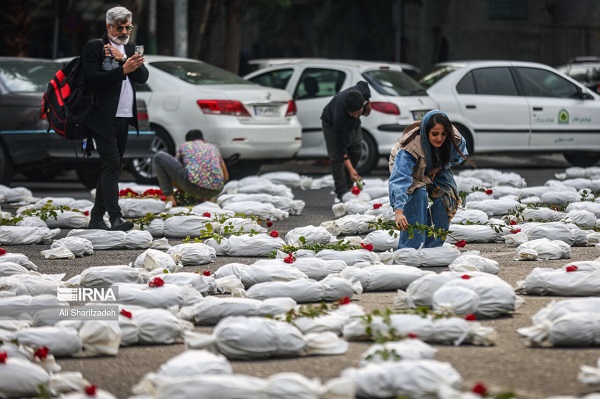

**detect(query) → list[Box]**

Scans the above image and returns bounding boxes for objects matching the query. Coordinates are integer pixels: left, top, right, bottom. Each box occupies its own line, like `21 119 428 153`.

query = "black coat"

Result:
81 32 149 137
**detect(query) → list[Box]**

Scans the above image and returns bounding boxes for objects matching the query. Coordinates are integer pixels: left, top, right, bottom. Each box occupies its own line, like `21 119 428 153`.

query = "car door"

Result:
515 66 600 150
291 67 347 157
454 66 531 152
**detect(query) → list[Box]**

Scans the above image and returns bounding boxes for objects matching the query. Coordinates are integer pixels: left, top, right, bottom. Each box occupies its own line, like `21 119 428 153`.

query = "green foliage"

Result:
367 219 449 241
132 211 189 230
268 238 361 258
1 200 88 226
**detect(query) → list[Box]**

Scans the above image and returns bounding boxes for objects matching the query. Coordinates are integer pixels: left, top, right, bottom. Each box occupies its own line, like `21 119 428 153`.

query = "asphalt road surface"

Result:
5 154 600 398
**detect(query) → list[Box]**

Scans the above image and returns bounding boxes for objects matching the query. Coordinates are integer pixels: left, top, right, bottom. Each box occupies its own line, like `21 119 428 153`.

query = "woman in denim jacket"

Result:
388 110 471 249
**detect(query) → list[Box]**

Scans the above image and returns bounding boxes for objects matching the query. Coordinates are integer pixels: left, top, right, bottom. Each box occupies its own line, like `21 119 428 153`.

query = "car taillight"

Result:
197 100 251 117
285 100 297 116
137 112 149 121
370 101 400 115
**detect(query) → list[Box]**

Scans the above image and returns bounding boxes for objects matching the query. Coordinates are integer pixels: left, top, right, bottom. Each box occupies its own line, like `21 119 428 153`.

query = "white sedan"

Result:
134 55 302 182
417 60 600 167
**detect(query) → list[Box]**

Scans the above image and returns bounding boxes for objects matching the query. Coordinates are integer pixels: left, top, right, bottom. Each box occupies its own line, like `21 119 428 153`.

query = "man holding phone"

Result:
81 5 148 231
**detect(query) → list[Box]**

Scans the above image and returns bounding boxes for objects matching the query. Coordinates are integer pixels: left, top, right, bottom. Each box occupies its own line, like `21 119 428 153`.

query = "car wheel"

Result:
356 131 379 175
0 142 15 186
564 152 600 167
128 125 175 185
76 160 101 190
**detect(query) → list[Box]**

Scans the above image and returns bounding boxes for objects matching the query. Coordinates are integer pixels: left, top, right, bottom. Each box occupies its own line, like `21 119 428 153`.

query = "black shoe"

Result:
110 218 134 231
88 220 110 230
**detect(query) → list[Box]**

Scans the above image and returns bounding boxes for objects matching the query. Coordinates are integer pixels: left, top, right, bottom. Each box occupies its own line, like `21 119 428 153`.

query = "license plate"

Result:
253 105 280 117
412 110 431 120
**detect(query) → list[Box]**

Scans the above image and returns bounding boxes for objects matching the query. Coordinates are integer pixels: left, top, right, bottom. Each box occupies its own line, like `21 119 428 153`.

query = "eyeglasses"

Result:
112 25 133 32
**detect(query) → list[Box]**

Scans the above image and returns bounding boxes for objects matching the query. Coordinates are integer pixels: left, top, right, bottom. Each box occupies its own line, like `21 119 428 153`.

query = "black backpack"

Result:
41 57 94 140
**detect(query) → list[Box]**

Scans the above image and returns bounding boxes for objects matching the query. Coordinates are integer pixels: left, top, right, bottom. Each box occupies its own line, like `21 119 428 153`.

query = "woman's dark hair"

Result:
185 129 204 141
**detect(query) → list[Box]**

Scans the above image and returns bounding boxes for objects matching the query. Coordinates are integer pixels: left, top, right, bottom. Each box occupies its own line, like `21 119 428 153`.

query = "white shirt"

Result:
110 41 134 118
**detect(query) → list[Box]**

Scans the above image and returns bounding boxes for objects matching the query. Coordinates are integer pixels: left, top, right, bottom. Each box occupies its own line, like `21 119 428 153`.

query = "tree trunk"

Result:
223 0 241 73
191 0 213 59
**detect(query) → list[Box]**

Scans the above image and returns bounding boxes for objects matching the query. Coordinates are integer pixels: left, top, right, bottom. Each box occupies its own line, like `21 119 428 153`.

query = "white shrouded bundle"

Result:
358 339 437 366
185 315 348 359
565 209 597 229
10 326 82 357
516 266 600 296
446 224 498 243
332 199 372 217
51 237 93 257
395 273 459 308
67 229 126 250
299 174 335 190
514 238 572 261
42 211 89 229
218 217 266 235
380 246 461 267
226 234 286 257
540 190 581 205
521 222 587 246
463 191 493 204
214 262 308 288
55 388 117 399
189 202 234 218
0 357 50 399
253 257 347 281
55 318 121 356
518 312 600 347
464 198 521 217
236 180 294 198
139 372 353 399
578 357 600 386
531 297 600 325
40 245 75 260
284 225 333 246
133 248 182 273
320 214 377 236
503 231 528 247
292 303 365 335
522 207 566 222
160 272 214 294
362 230 399 252
363 185 389 200
217 193 305 215
343 359 462 399
222 200 289 220
341 190 371 203
178 296 297 325
66 265 150 287
117 306 193 346
146 215 209 238
0 273 65 297
340 265 432 292
566 201 600 218
454 176 484 193
0 252 38 271
0 185 32 203
316 248 380 266
203 236 229 256
244 274 359 303
110 282 203 309
343 313 497 346
0 261 30 277
166 243 216 266
259 171 302 188
0 226 60 245
118 198 166 217
0 294 65 319
448 253 500 274
451 209 489 224
123 230 153 249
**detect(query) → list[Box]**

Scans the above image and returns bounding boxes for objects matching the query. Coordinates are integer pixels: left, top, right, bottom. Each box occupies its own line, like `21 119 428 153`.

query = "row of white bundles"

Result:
0 226 60 245
516 261 600 296
255 256 347 281
380 245 462 267
218 193 305 215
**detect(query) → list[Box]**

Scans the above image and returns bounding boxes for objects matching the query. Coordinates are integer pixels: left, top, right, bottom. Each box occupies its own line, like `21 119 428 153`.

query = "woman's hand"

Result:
395 209 408 230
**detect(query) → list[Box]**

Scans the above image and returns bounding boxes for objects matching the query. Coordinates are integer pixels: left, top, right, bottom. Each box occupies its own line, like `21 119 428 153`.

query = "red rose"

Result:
160 196 166 201
120 309 132 319
84 385 97 396
337 296 351 305
566 265 578 273
406 332 418 339
373 203 382 209
0 351 6 364
149 277 165 287
83 210 90 216
510 228 521 234
465 313 477 321
203 212 211 218
283 253 295 263
269 230 279 238
472 382 488 396
461 274 471 280
509 220 517 225
485 189 493 195
34 346 49 360
455 240 467 248
0 248 6 256
203 270 211 276
266 221 273 227
351 186 361 195
361 243 374 251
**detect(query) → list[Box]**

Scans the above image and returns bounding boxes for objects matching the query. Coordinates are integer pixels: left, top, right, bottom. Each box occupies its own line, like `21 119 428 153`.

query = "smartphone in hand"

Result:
134 45 144 56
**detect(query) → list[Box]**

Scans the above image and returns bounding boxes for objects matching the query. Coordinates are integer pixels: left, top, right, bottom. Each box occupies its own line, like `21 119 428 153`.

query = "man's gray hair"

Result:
106 6 132 25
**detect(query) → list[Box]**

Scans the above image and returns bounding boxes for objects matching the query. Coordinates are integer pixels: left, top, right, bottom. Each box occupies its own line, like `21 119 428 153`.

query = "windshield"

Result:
415 65 462 89
0 60 59 92
362 69 427 96
150 60 253 85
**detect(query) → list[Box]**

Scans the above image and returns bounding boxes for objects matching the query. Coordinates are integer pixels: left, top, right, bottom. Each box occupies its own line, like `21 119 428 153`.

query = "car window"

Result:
456 72 475 94
247 69 294 90
0 60 59 92
363 69 426 96
471 67 518 96
293 68 346 100
150 61 252 85
415 65 461 89
558 66 590 83
516 67 579 98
